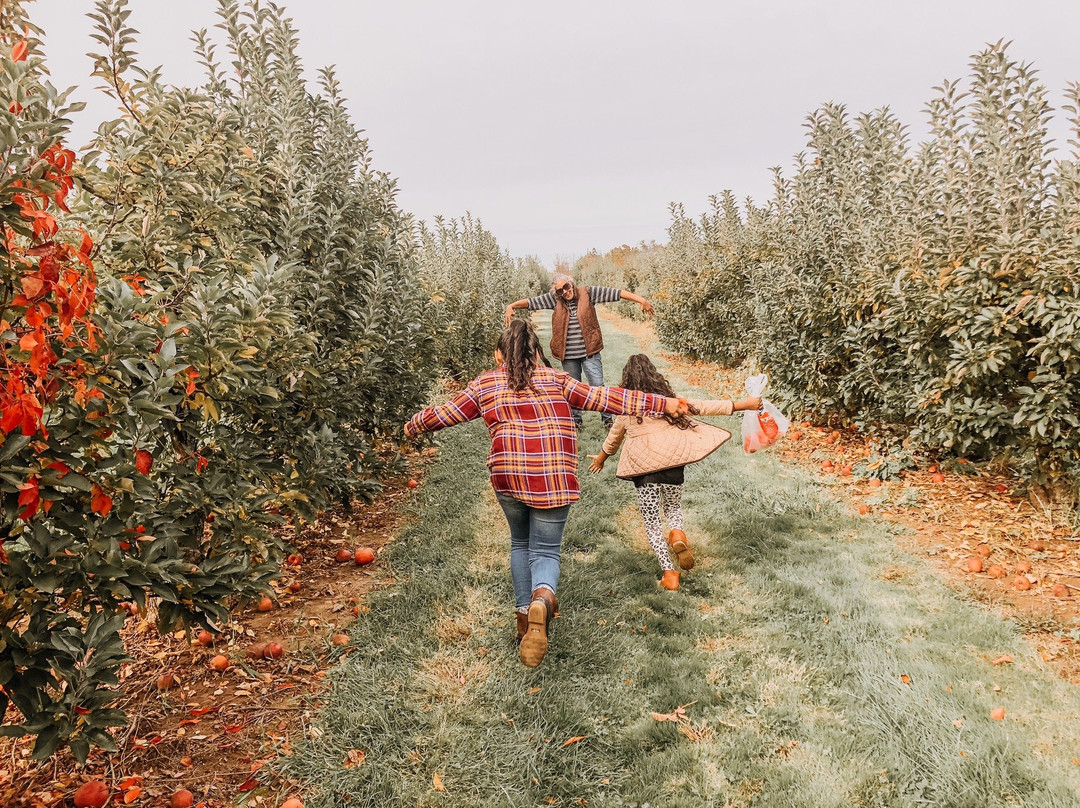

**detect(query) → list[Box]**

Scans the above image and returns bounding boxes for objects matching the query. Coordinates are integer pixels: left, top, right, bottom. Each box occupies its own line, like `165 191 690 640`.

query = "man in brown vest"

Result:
504 273 655 428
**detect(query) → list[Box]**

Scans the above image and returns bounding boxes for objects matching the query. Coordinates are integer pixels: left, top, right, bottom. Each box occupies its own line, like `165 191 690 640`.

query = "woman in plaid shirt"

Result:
405 320 686 667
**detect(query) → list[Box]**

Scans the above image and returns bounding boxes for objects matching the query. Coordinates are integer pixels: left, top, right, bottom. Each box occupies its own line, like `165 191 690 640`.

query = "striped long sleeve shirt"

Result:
405 364 667 508
527 286 622 359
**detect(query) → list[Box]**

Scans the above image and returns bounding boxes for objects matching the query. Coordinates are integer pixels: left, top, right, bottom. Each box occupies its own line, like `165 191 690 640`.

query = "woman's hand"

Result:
588 453 606 473
663 397 690 417
619 290 655 317
504 305 515 327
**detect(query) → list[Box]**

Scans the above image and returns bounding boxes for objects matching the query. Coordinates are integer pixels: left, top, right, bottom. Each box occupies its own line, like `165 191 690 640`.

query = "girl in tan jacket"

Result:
588 355 760 590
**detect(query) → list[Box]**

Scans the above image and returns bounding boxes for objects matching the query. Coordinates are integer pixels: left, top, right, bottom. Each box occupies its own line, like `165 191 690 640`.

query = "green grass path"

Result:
282 317 1080 807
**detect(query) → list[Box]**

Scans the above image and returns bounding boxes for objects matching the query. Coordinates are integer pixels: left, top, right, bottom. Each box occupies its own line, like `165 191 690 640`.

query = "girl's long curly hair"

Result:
619 354 698 427
497 319 548 392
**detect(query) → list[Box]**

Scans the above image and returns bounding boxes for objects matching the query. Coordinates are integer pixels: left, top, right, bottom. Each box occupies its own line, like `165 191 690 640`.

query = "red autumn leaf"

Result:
119 777 142 789
79 230 93 256
562 735 587 747
17 478 39 521
123 787 142 803
11 40 28 62
90 484 113 516
224 724 244 733
20 274 44 298
0 406 21 435
31 210 57 240
73 705 91 715
46 460 70 478
236 778 259 793
188 706 218 716
135 449 153 474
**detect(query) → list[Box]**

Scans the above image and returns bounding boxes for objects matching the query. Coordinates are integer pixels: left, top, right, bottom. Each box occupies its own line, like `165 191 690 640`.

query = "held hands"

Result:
733 396 762 412
587 453 606 473
664 397 690 417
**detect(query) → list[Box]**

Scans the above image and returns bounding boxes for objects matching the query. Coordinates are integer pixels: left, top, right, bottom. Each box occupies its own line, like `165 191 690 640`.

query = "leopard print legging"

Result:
636 483 684 571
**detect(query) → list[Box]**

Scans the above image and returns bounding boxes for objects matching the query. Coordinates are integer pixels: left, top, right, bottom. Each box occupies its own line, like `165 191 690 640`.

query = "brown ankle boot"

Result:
519 587 557 667
660 570 680 590
667 529 695 570
515 611 528 646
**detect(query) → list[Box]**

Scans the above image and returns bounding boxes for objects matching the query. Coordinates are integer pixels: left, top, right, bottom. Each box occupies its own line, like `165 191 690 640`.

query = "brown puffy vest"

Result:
550 285 604 360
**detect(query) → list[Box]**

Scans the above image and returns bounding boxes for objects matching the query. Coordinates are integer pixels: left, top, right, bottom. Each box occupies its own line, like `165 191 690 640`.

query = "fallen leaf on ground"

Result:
991 655 1014 666
344 749 367 768
562 735 586 747
433 773 446 792
650 706 690 723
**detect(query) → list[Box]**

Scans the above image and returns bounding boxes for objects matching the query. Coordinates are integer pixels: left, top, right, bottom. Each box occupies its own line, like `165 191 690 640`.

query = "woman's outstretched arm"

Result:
683 396 761 416
404 385 482 438
561 376 685 418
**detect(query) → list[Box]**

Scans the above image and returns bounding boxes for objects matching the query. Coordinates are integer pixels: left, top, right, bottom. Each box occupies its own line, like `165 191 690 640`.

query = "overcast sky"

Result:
31 0 1080 264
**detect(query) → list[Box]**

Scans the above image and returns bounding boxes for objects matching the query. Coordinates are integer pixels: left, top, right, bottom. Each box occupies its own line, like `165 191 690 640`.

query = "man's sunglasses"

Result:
556 282 573 293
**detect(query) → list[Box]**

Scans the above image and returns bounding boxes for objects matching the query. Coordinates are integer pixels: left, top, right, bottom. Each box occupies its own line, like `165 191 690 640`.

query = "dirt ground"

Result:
0 448 435 808
603 309 1080 684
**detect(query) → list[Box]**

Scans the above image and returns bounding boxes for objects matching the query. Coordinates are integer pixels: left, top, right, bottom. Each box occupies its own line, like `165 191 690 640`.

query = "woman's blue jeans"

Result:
560 353 612 427
495 493 571 609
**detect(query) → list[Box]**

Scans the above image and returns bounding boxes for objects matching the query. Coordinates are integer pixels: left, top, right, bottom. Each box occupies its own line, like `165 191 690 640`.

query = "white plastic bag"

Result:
741 373 790 453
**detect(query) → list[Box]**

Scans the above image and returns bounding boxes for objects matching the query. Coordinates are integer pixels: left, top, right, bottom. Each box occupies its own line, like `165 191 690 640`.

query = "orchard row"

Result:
0 0 535 759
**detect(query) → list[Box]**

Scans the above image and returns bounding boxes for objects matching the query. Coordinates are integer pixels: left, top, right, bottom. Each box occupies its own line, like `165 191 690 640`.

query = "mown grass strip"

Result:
285 318 1080 807
614 319 1080 807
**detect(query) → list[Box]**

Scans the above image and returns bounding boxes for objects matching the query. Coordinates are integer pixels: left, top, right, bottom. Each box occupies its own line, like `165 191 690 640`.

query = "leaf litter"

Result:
0 449 435 808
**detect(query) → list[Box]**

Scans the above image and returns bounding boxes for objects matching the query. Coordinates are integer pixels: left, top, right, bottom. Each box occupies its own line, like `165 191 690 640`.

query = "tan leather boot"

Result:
519 587 557 667
667 529 695 570
660 570 680 590
515 612 528 646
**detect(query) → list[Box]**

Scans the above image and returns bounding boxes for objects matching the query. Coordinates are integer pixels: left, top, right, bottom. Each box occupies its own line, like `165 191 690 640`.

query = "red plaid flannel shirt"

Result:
405 365 667 508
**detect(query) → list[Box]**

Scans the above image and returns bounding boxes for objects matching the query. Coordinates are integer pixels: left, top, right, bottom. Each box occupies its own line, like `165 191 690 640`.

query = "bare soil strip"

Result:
1 452 435 808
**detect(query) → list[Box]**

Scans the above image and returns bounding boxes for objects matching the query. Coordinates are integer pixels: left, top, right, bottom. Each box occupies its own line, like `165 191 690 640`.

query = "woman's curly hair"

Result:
619 354 698 427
